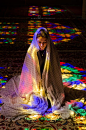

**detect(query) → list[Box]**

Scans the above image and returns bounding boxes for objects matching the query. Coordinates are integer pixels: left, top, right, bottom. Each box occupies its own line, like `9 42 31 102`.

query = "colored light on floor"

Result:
0 67 8 87
27 20 82 45
42 6 66 16
0 38 16 44
28 6 39 16
27 20 42 44
0 75 8 87
61 62 86 89
0 22 19 44
28 6 66 17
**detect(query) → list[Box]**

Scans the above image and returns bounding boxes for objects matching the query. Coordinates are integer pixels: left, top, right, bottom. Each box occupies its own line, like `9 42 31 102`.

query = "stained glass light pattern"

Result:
60 62 86 124
45 21 82 45
42 6 66 16
28 20 42 44
0 38 16 44
28 6 39 16
0 67 8 87
0 75 7 88
60 62 86 90
28 6 66 17
0 22 19 44
27 20 82 45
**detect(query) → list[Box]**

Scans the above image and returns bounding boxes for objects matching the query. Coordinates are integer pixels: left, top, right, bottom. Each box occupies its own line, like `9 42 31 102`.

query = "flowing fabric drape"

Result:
0 27 67 119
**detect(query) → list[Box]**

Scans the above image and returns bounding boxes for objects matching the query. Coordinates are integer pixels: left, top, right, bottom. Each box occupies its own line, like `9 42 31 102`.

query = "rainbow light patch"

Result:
60 62 86 90
28 6 39 16
0 22 19 44
42 6 66 16
27 20 82 45
28 6 66 17
0 67 8 87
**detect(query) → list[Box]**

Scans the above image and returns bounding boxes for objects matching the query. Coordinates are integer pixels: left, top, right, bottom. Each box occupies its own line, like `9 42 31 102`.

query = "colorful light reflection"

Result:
60 62 86 90
28 6 66 17
42 6 66 16
0 22 19 44
0 38 16 44
28 6 39 16
27 20 82 45
0 67 8 88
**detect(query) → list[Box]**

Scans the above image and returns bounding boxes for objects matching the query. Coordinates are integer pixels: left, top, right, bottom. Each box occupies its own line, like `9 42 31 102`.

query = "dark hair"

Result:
36 29 49 39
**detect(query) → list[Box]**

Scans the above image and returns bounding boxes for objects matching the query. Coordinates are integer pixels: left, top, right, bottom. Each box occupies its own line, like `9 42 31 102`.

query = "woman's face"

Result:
37 37 47 50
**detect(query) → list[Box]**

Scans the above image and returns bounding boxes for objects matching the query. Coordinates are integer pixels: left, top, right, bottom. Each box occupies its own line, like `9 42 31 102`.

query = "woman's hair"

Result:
36 28 49 39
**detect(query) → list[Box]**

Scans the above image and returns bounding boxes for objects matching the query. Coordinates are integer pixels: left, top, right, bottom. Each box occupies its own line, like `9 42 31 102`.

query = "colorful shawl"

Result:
19 27 65 108
0 27 67 119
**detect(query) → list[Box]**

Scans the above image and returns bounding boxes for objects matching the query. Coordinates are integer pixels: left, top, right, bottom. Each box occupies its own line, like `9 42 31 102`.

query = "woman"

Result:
0 27 69 119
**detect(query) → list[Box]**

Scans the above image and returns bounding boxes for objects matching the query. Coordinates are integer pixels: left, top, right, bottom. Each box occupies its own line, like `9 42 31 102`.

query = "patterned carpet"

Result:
0 114 81 130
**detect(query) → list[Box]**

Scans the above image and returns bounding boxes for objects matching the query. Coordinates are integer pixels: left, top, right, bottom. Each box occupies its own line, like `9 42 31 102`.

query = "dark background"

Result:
0 0 83 7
